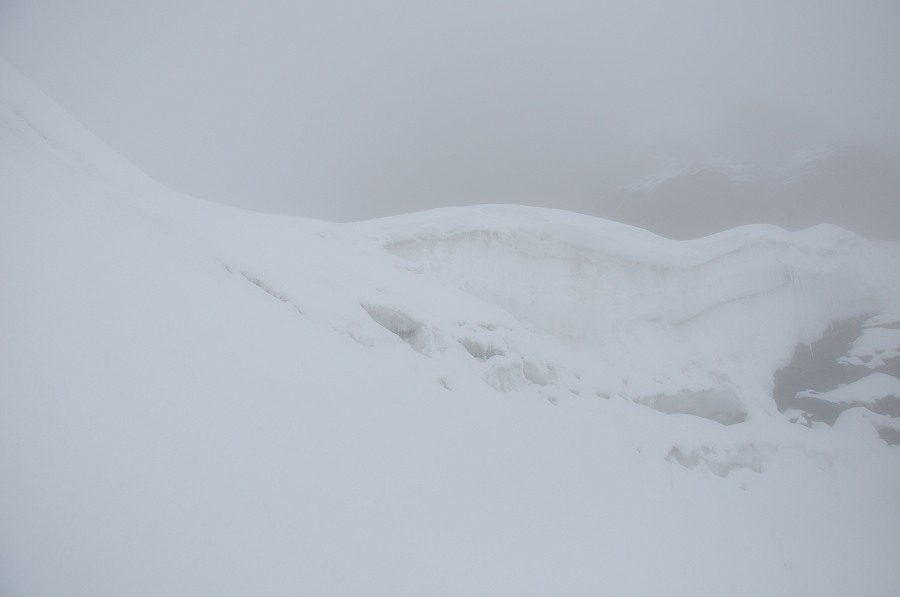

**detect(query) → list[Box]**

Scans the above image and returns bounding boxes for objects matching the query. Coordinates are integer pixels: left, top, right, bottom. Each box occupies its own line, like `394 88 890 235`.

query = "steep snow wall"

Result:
355 206 898 419
3 57 899 423
3 56 899 422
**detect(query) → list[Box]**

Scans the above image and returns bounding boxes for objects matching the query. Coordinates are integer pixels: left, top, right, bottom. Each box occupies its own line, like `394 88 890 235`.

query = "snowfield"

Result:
2 60 900 596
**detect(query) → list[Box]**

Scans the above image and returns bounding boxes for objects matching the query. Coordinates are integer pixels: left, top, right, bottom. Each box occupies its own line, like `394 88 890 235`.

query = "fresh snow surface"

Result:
840 327 900 369
796 373 900 405
3 60 900 596
837 408 900 442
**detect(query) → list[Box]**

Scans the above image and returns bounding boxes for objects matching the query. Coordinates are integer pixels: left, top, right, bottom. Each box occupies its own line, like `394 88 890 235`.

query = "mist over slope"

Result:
2 61 900 596
605 144 900 241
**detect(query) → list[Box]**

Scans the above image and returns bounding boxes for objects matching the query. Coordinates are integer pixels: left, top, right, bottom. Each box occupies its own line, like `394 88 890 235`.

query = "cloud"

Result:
2 0 899 227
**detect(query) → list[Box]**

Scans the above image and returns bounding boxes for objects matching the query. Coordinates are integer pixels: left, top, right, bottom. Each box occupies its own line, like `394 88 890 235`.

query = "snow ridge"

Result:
4 59 900 597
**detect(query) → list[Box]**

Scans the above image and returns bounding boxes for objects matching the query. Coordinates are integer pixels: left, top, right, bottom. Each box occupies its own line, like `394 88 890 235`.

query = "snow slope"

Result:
3 60 900 596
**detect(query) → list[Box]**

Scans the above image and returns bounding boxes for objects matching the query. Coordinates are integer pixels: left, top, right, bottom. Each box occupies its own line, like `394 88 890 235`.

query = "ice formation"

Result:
3 59 900 596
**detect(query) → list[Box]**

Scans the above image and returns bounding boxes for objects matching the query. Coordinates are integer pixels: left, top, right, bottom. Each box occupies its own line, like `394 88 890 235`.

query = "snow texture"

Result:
796 373 900 405
3 59 900 597
840 327 900 369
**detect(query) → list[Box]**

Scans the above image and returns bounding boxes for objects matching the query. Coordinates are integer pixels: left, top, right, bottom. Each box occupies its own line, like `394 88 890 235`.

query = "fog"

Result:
2 0 899 235
4 7 900 594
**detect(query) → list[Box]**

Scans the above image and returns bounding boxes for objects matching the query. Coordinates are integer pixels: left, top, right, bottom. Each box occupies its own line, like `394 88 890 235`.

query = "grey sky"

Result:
2 0 899 223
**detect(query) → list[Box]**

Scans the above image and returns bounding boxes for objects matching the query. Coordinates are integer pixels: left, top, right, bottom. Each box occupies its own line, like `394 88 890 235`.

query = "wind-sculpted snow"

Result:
3 60 900 597
353 206 891 422
841 327 900 369
796 373 900 406
774 311 900 432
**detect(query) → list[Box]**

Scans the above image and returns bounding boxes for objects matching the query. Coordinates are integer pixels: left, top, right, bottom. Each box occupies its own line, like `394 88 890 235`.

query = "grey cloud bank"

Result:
2 0 898 235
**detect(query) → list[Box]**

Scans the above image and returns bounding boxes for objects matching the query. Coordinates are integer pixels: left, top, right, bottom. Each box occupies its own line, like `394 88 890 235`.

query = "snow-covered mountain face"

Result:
609 145 900 241
2 60 900 596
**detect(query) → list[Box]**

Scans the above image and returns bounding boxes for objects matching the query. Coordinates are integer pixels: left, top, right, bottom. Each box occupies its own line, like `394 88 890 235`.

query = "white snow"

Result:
835 407 900 441
840 327 900 369
796 373 900 405
3 59 900 596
